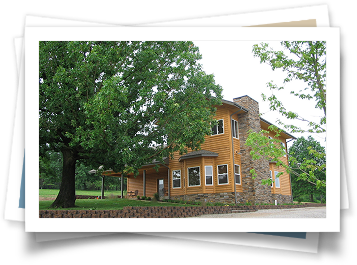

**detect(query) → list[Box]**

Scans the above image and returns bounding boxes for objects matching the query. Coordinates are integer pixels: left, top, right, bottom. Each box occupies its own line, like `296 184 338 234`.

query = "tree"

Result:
289 136 326 201
245 41 326 188
40 41 222 208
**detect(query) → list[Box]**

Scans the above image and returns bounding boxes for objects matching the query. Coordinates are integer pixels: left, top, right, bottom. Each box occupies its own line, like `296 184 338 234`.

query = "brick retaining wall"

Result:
39 203 326 218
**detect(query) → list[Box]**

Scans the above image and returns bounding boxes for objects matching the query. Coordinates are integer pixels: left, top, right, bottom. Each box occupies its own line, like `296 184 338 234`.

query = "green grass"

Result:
39 189 126 197
39 189 195 210
39 198 194 211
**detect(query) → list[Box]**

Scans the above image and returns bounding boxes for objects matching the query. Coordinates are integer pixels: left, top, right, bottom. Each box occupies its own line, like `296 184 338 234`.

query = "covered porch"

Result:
101 159 170 200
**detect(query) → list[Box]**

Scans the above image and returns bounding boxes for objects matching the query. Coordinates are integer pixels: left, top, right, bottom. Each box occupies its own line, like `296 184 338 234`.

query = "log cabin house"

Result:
104 95 296 204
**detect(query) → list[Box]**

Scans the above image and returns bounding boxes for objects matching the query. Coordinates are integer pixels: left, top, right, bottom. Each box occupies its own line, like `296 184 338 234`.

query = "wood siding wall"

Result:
127 103 292 199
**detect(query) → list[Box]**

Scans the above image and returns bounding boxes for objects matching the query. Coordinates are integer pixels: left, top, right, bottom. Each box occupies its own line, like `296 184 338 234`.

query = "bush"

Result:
141 196 147 200
153 193 160 201
146 197 151 201
137 195 141 200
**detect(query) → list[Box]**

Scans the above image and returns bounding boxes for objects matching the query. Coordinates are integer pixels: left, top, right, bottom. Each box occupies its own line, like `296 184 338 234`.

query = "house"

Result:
105 95 295 205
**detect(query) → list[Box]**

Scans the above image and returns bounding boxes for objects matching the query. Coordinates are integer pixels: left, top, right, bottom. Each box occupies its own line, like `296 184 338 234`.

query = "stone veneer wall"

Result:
170 192 292 205
233 96 273 204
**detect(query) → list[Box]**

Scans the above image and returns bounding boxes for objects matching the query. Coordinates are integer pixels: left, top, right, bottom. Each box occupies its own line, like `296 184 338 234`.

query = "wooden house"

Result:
105 95 295 204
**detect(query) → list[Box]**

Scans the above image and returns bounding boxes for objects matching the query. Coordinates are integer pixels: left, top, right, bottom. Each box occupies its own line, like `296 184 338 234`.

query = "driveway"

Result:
191 206 326 218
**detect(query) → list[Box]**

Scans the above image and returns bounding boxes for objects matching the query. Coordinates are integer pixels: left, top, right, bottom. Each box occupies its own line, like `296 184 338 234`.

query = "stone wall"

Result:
233 95 273 204
39 204 326 218
170 192 292 205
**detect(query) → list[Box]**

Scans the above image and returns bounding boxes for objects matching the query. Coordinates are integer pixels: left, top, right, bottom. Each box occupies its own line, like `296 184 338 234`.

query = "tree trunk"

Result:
310 194 314 202
50 148 77 208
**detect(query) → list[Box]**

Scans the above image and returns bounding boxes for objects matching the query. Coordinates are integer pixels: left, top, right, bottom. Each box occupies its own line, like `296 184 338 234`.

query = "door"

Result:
158 179 164 198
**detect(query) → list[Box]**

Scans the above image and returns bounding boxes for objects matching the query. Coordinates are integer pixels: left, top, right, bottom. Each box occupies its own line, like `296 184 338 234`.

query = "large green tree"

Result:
40 41 222 208
245 41 326 188
289 136 326 201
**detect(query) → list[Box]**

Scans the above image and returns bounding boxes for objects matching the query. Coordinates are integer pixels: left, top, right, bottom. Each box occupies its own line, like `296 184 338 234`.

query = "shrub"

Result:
146 197 151 201
137 195 141 200
154 193 160 201
141 196 147 200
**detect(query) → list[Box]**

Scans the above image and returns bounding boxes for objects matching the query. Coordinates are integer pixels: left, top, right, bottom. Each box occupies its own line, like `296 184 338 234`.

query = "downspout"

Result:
231 110 241 205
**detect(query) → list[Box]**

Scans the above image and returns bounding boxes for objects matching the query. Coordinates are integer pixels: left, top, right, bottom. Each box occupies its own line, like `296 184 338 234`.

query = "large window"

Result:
188 167 200 187
234 164 241 184
217 164 228 185
172 170 181 188
212 119 224 135
231 119 239 138
205 166 213 185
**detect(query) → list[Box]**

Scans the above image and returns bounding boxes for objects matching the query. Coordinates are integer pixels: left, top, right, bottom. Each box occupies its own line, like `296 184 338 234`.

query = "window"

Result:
205 166 213 185
281 142 286 157
172 170 181 188
212 119 224 135
274 171 281 188
234 164 241 184
188 167 200 187
270 170 273 187
231 119 239 138
217 164 228 185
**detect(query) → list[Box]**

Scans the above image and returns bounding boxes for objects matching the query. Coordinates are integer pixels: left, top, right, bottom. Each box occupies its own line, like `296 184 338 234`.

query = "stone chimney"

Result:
233 95 272 204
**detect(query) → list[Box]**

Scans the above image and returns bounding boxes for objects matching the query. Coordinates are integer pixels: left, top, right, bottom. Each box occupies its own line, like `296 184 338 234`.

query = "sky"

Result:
193 40 326 147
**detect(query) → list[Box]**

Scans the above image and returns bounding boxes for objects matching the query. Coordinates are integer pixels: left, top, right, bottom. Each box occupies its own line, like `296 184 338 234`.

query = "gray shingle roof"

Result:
179 150 218 161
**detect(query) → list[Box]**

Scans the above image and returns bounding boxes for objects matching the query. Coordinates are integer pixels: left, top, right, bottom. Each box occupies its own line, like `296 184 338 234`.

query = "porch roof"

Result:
179 150 218 161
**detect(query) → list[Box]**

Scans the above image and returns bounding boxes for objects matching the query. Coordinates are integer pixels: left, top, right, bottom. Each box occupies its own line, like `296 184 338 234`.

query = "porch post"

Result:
121 176 124 199
101 175 105 199
143 170 146 197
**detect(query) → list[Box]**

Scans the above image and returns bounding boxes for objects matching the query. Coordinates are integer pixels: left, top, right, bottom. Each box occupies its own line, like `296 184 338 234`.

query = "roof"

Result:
260 117 296 140
179 150 218 161
222 97 295 140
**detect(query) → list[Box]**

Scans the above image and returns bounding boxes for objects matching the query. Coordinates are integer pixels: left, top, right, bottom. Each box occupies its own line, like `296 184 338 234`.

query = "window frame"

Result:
231 119 239 139
172 170 181 189
217 164 229 185
205 165 213 186
270 170 273 187
211 119 224 135
274 171 281 188
234 164 241 184
187 166 201 187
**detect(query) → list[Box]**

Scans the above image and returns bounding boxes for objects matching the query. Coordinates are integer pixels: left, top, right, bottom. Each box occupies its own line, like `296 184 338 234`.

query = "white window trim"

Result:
211 119 224 136
234 164 241 185
232 119 239 139
217 164 229 185
172 170 181 189
205 165 213 186
187 166 201 187
281 142 287 157
274 171 281 188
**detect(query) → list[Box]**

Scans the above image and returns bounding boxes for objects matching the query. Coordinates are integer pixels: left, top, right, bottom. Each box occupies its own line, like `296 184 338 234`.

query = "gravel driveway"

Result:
191 207 326 218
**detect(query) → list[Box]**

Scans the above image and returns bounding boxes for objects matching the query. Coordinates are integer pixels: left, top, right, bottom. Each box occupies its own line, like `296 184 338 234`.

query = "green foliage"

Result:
246 41 327 189
153 193 160 201
252 41 326 134
289 136 326 196
40 41 222 207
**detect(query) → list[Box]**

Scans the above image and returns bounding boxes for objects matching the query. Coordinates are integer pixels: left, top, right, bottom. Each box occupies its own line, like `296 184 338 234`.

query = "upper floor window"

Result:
280 142 287 157
270 170 273 187
232 119 239 139
212 119 224 135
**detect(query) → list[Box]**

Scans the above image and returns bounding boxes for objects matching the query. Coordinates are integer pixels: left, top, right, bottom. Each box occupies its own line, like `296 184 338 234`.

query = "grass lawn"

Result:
39 189 126 198
39 189 198 210
39 198 194 211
